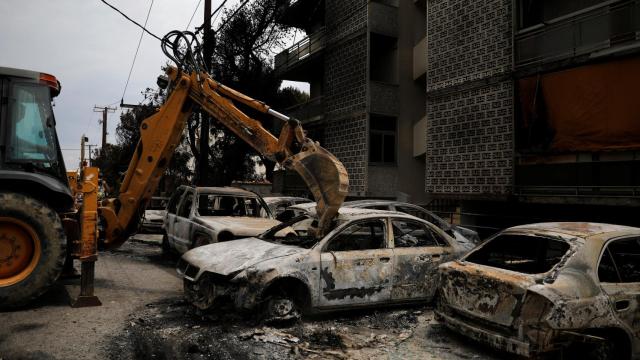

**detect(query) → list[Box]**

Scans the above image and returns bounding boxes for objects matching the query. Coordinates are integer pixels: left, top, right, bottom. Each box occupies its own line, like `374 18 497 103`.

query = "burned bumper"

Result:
178 260 260 311
435 309 531 357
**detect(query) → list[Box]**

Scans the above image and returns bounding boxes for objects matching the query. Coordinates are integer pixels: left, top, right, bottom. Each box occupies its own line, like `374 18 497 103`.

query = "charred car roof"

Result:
506 222 640 240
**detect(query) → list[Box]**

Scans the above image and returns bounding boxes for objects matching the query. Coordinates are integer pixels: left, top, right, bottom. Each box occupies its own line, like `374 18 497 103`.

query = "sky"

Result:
0 0 308 170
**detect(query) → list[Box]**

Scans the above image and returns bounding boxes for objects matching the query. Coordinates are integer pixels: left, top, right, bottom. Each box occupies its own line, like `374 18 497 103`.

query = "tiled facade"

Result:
425 0 513 197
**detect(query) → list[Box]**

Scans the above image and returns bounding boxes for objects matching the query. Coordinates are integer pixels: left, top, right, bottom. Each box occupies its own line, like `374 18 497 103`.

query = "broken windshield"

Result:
260 214 325 249
464 234 570 274
196 194 270 218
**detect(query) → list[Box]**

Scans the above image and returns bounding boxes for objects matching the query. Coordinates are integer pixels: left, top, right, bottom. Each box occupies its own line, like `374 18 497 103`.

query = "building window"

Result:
369 115 396 164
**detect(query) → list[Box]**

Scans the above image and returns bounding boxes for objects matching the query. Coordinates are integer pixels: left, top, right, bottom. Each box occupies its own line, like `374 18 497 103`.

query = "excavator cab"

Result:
0 67 71 210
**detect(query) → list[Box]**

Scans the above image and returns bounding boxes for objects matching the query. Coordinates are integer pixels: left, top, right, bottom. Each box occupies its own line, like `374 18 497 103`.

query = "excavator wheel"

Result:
0 192 66 308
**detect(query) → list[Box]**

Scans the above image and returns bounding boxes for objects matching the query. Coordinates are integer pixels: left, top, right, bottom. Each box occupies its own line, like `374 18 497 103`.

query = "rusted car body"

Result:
436 222 640 359
177 208 468 320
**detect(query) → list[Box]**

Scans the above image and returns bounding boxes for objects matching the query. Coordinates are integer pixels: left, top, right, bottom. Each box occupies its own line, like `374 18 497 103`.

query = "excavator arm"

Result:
99 66 348 248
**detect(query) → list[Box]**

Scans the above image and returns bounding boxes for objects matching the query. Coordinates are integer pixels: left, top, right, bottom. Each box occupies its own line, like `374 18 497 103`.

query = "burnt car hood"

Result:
181 238 305 277
195 216 282 236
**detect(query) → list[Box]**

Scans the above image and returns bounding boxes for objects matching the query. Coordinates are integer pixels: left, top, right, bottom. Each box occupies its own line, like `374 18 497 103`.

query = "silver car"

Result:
437 222 640 359
162 186 289 254
177 207 468 321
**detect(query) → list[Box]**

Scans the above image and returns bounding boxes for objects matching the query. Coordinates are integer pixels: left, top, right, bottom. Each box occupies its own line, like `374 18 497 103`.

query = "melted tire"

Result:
0 192 66 308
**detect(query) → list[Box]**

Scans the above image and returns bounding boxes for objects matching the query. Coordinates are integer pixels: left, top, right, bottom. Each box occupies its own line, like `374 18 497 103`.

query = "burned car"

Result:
436 222 640 359
344 199 480 246
163 186 289 254
177 208 468 321
263 196 311 221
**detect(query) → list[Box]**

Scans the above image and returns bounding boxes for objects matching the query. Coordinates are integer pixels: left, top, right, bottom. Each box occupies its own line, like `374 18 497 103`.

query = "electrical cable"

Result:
121 0 155 103
185 0 203 30
195 0 228 35
99 0 162 41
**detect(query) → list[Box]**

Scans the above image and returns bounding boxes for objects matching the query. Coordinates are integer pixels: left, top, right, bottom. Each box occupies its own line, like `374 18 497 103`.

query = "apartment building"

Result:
426 0 640 231
275 0 429 202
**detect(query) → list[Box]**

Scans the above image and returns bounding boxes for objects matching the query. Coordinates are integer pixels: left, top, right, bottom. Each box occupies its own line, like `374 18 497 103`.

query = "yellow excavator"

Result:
0 31 348 308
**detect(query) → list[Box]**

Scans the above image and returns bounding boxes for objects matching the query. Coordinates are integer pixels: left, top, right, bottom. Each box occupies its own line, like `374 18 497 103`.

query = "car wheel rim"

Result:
271 298 294 317
0 217 41 287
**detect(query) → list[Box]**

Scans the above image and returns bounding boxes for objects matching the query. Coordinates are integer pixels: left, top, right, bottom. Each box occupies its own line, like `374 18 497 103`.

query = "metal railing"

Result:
515 0 640 67
274 28 326 70
514 185 640 197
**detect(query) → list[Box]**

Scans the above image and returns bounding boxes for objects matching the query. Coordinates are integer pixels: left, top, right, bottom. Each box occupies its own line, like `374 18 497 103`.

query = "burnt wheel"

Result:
263 295 301 323
0 192 66 308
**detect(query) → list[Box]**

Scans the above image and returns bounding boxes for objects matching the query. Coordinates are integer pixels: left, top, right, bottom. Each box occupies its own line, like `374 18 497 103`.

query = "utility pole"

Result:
197 0 214 186
93 106 116 151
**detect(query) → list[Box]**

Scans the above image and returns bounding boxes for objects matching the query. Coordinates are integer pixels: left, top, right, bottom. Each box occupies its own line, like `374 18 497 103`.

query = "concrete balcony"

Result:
413 36 427 81
284 96 324 124
413 115 427 157
369 81 399 115
369 1 398 37
515 0 640 69
274 29 325 79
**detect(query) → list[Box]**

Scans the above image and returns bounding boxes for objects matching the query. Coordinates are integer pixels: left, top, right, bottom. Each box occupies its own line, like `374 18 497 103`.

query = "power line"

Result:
194 0 231 35
121 0 155 103
99 0 161 41
185 0 203 30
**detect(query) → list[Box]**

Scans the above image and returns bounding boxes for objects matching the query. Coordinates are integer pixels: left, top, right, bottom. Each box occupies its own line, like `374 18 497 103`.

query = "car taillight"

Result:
40 72 61 96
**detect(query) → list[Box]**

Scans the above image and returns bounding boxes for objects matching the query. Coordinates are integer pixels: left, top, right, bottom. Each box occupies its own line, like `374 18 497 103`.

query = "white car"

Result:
162 186 292 254
177 207 468 321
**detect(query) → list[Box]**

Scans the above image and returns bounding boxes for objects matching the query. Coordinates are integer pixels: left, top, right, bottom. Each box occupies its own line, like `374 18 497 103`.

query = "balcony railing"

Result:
515 0 640 68
284 96 324 123
274 28 326 72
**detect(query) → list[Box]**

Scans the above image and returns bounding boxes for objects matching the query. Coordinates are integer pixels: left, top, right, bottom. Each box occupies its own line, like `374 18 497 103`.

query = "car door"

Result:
597 236 640 340
390 217 453 301
172 190 195 253
164 188 185 242
318 218 393 308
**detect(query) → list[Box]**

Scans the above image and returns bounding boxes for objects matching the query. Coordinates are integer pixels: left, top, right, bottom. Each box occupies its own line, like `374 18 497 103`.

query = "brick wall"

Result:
426 0 514 196
323 113 368 194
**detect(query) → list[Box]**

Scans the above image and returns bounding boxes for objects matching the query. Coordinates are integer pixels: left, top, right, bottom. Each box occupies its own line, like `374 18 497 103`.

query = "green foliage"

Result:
188 0 304 186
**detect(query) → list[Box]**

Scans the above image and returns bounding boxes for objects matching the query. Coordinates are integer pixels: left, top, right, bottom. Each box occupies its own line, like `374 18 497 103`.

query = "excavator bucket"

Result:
285 139 349 238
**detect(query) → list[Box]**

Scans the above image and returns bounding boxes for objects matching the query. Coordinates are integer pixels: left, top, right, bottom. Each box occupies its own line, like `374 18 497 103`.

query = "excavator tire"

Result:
0 192 66 308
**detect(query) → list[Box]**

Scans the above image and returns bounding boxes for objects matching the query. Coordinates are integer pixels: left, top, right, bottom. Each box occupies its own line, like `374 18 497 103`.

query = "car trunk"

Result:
440 233 571 329
440 261 537 328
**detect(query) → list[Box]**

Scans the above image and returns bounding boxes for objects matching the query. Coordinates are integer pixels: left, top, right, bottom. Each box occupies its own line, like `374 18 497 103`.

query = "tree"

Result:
187 0 302 186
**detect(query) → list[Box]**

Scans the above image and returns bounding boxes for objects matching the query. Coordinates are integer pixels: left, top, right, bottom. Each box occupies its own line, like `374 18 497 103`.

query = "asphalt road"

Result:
0 235 180 360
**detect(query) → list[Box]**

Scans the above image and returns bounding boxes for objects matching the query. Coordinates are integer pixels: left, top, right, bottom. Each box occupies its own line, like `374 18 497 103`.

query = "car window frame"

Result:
177 190 195 219
166 187 186 215
390 217 450 249
597 235 640 284
321 217 389 253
